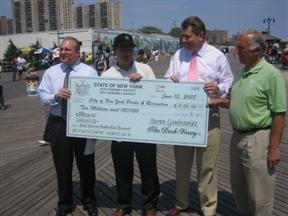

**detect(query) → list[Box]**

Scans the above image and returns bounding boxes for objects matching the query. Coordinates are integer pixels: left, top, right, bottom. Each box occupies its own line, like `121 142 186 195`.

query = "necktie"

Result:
188 54 198 81
61 66 73 119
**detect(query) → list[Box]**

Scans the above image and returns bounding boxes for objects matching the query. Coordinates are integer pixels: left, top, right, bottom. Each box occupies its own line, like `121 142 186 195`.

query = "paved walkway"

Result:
0 57 287 216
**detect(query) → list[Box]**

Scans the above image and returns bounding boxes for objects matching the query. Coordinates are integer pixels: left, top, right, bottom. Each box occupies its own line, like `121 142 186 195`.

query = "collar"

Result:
242 58 265 76
196 42 207 58
61 59 81 72
115 61 136 73
184 42 207 58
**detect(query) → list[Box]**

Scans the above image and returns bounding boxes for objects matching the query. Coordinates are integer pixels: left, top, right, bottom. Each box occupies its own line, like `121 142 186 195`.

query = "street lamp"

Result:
263 16 275 35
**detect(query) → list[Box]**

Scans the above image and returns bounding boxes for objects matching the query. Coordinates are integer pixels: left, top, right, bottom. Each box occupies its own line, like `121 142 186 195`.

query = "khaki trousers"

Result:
230 129 275 216
174 109 220 216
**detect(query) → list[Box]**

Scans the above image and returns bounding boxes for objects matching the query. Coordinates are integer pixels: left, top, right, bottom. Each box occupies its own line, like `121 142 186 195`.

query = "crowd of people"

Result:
1 15 286 216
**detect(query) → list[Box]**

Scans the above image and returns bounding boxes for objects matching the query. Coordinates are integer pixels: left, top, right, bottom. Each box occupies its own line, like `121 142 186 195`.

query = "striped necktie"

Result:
188 53 198 80
61 66 73 119
63 66 73 88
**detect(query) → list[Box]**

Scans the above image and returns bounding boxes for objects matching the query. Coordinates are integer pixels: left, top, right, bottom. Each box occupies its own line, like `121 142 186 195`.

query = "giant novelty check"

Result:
67 77 209 147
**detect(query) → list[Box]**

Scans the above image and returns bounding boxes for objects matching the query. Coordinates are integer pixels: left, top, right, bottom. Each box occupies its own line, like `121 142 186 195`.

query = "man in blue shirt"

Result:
38 37 98 216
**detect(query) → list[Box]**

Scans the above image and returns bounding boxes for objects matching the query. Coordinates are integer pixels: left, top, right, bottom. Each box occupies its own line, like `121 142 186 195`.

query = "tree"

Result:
138 26 163 34
31 39 41 50
26 39 42 62
52 42 58 49
169 27 181 38
3 39 18 62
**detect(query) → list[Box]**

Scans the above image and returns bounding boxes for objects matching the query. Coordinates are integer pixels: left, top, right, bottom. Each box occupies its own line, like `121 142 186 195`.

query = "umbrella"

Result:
34 48 52 55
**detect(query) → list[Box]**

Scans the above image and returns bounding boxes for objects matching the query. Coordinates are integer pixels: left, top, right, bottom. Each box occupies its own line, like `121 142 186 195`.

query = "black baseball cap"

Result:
113 33 136 48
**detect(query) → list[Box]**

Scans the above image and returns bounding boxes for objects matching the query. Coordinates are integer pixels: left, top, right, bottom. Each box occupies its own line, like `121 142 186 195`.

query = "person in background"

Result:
16 52 27 79
0 60 11 110
37 106 51 145
37 36 98 216
80 51 87 63
0 60 5 110
104 47 115 69
11 54 18 82
164 16 233 216
229 29 286 216
94 46 107 75
101 33 160 216
136 49 149 64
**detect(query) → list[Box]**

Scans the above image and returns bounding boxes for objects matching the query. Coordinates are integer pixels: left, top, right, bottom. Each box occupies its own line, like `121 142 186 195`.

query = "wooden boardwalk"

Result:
0 57 287 216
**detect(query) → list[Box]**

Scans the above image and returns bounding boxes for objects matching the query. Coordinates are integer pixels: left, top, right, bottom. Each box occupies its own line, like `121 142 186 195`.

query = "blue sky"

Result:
1 0 287 39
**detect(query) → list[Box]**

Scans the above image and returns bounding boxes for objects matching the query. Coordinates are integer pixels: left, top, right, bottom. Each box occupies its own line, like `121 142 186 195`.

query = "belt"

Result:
233 126 271 133
48 114 66 123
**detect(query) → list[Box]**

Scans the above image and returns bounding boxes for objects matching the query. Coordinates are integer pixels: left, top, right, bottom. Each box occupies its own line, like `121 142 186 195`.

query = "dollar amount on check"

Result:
67 77 209 147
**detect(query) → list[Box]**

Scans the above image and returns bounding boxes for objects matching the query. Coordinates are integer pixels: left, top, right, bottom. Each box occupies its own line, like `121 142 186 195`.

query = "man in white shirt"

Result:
38 37 98 216
165 16 233 216
16 53 26 79
102 33 160 216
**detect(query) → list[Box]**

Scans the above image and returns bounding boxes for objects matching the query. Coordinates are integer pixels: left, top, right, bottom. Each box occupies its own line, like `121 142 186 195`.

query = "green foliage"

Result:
138 26 163 34
31 39 41 50
24 40 42 62
52 42 58 49
3 39 18 62
169 27 181 38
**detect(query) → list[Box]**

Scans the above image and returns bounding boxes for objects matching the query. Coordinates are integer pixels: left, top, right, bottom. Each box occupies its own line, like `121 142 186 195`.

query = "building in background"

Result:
11 0 120 34
0 28 180 59
11 0 73 33
74 0 121 29
0 16 13 35
206 29 229 45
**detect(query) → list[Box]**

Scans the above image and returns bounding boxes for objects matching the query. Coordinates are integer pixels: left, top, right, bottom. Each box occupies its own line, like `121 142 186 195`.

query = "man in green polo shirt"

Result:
229 30 286 216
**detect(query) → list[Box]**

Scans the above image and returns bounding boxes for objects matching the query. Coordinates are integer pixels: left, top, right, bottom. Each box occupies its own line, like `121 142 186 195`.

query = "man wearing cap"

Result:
101 33 160 216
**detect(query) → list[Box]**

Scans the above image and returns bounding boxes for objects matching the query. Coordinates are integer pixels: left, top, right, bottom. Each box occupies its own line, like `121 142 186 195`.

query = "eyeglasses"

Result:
59 48 76 52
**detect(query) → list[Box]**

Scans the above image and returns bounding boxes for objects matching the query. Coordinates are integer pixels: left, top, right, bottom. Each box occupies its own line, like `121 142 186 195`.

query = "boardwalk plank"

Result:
0 59 287 216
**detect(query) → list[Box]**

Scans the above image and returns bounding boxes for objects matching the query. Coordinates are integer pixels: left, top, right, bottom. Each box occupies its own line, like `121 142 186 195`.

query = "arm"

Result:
37 71 58 106
215 54 234 97
268 112 286 168
208 97 230 108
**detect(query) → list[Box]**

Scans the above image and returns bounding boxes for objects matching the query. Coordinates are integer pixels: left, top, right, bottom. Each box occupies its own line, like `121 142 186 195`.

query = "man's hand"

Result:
129 73 142 82
170 75 179 83
204 82 219 95
56 88 71 100
208 97 230 108
268 146 280 168
268 112 285 168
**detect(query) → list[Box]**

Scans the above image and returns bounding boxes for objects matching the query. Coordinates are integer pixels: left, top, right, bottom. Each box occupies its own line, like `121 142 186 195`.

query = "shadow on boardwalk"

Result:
0 56 287 216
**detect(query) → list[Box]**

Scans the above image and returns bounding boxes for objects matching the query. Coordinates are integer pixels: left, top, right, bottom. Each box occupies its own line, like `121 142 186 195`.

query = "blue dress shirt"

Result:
37 60 98 117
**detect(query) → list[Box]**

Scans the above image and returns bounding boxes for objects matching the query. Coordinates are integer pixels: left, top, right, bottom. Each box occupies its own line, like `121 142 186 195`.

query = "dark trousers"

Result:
49 115 96 211
0 85 4 106
12 67 17 81
111 141 160 213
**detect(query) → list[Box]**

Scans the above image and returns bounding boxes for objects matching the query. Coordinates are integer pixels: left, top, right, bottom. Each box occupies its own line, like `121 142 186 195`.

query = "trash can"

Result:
25 75 39 96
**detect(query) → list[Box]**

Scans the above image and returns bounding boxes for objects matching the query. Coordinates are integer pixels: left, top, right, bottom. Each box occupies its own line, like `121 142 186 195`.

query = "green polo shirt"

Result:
229 58 287 130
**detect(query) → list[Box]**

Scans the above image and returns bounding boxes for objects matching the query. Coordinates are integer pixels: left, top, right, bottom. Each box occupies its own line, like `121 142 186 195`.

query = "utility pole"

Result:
263 16 275 35
57 28 64 46
56 4 64 46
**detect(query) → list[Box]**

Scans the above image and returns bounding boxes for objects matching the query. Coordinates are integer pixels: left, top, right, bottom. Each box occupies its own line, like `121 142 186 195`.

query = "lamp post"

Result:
263 16 275 35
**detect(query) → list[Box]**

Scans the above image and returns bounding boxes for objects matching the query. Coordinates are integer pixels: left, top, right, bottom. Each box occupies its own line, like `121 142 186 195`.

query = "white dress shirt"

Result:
164 42 233 97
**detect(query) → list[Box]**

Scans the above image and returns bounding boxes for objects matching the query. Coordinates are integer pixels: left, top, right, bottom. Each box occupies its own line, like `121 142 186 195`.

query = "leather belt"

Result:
233 126 271 133
49 114 66 123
